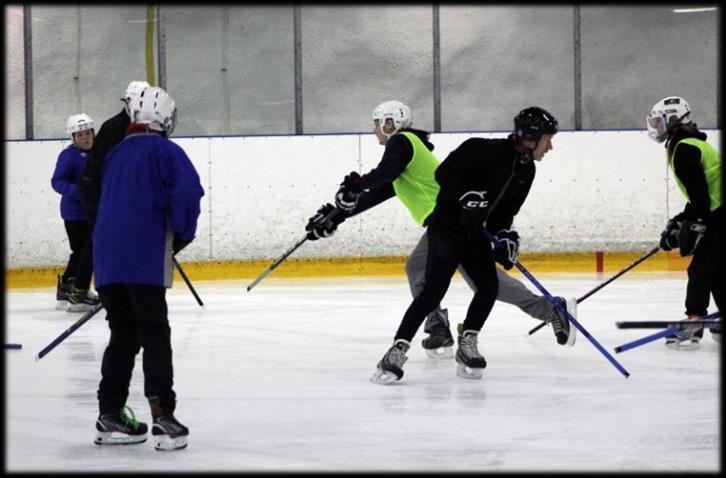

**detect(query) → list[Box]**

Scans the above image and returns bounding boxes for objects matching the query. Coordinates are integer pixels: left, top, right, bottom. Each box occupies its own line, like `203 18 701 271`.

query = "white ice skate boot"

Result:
550 297 577 346
370 339 410 385
665 316 704 350
421 308 454 359
150 400 189 451
94 406 148 445
455 324 487 379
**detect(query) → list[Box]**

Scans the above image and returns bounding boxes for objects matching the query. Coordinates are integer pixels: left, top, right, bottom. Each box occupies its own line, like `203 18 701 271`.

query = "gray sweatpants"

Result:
405 232 554 322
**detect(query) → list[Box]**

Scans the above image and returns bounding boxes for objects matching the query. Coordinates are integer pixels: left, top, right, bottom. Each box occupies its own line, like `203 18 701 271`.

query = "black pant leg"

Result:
394 228 461 342
685 208 721 316
127 284 176 412
63 221 93 288
459 236 499 332
97 284 141 414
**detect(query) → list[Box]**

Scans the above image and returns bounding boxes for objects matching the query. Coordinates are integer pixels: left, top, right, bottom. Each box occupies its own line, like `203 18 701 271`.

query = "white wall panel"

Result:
4 130 719 268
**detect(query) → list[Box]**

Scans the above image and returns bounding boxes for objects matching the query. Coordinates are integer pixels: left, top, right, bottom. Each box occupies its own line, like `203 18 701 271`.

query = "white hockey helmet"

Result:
372 100 413 138
121 80 151 117
646 96 693 143
66 113 94 138
129 86 177 136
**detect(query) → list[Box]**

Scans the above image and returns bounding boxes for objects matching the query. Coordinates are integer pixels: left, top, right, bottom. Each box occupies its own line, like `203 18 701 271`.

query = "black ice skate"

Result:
370 339 410 385
94 406 148 445
455 324 486 379
150 403 189 451
55 275 74 310
549 297 577 346
665 318 704 351
66 285 100 312
421 308 455 359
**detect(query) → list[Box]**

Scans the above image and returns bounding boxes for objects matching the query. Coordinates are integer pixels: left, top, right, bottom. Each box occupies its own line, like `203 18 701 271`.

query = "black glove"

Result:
458 190 489 229
678 218 707 257
334 171 363 213
493 229 519 270
659 215 682 251
173 234 190 255
305 203 344 241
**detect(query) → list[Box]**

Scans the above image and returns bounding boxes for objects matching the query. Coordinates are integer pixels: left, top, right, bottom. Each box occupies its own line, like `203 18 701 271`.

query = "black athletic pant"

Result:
62 220 93 289
97 284 176 415
685 207 722 316
394 226 499 342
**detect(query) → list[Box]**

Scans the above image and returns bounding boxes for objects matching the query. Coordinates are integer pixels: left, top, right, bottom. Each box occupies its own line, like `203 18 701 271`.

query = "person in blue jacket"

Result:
92 86 204 452
51 114 100 311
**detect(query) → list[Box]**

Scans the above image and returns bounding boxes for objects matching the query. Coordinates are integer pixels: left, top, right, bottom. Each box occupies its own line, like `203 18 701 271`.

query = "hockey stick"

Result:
614 312 720 353
482 228 631 378
616 319 720 329
528 246 661 336
173 257 204 307
36 303 104 360
246 208 342 292
246 234 308 291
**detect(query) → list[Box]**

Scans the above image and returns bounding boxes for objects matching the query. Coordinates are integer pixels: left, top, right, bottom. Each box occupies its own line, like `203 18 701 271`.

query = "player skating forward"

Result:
647 96 722 349
366 106 560 383
306 101 575 360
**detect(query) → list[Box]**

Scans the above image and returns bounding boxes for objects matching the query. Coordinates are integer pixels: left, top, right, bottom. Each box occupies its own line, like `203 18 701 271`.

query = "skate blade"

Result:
66 303 95 313
55 300 69 311
456 363 483 380
665 339 701 351
154 434 188 451
565 297 577 346
94 431 147 445
424 346 454 359
370 369 400 385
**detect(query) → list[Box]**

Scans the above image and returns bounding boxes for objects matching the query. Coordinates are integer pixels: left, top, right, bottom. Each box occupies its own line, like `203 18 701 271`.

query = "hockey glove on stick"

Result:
334 171 363 213
305 203 345 240
659 214 683 251
493 229 519 270
678 218 706 256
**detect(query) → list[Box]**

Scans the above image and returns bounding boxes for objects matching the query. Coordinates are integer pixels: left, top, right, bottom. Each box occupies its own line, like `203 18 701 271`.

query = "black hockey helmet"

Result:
513 107 559 143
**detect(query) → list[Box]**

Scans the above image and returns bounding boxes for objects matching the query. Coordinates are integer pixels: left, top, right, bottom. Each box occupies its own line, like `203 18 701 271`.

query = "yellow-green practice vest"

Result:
393 131 441 226
671 137 722 211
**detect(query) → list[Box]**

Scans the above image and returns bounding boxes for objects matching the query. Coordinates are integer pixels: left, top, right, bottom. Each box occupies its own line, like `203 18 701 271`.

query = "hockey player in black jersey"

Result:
369 106 560 383
306 102 575 360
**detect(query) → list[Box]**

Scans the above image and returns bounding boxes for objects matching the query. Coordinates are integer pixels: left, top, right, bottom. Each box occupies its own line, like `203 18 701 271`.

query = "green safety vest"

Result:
393 131 441 226
670 137 722 211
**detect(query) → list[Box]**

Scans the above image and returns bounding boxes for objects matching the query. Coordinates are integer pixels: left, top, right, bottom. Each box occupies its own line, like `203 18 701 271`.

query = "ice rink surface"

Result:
4 272 721 472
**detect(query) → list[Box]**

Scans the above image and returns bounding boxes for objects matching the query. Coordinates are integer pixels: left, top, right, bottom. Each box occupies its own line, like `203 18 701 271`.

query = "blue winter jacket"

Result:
93 132 204 288
51 145 90 221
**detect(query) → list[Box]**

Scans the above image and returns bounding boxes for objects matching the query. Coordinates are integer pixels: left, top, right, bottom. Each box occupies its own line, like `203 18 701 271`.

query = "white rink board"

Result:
5 130 720 267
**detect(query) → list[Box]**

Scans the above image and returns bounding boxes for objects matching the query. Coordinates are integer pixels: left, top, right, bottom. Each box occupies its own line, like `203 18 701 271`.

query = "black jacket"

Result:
77 109 130 218
350 128 434 217
430 134 535 236
667 128 714 222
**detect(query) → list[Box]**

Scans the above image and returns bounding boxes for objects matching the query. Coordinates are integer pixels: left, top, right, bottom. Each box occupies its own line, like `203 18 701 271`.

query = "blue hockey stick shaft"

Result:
482 228 630 378
35 303 103 360
614 312 720 354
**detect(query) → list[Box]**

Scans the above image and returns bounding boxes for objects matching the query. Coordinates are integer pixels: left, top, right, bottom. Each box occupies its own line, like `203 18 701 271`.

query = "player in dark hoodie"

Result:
306 101 575 360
